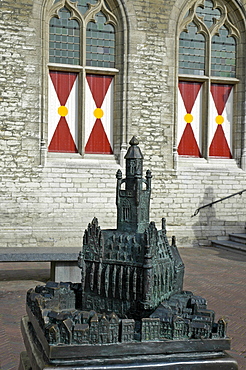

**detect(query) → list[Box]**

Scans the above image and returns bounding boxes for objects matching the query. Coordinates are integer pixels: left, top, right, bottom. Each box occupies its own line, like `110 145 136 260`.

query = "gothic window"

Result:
122 199 131 221
165 269 169 292
48 0 118 155
178 0 240 159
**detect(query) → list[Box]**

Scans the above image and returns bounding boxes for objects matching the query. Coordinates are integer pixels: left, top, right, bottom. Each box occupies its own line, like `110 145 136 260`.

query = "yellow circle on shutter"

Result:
184 113 193 123
58 106 68 117
215 115 224 124
94 108 104 119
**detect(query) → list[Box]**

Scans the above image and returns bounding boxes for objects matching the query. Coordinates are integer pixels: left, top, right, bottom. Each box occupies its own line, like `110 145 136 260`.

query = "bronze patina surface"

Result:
19 138 238 369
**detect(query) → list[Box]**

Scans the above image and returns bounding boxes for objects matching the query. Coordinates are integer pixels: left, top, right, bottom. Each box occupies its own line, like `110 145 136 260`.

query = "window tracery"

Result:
47 0 119 155
178 0 241 159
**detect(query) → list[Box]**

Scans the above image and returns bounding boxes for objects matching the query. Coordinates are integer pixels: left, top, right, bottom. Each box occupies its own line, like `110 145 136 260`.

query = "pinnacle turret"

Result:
116 137 152 233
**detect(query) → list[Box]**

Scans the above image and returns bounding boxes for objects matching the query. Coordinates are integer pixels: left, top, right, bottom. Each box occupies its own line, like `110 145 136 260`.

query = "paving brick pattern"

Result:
0 262 50 370
179 247 246 369
0 248 245 369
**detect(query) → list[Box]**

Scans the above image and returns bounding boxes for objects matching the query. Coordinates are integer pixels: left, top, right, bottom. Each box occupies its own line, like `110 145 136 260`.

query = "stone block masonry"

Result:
1 156 246 249
1 0 246 249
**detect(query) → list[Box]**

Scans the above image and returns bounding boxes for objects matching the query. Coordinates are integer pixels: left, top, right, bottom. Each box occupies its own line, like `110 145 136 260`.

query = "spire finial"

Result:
125 136 143 159
129 136 139 146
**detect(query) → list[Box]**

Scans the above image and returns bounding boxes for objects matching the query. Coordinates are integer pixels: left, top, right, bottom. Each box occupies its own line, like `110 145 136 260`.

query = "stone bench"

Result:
0 247 81 283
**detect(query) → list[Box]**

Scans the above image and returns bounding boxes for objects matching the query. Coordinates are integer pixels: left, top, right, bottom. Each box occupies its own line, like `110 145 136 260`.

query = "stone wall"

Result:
1 0 246 249
151 160 246 247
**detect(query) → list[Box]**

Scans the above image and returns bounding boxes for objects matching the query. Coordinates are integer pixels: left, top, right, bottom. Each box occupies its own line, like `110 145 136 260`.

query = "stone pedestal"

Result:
51 261 81 282
19 316 238 370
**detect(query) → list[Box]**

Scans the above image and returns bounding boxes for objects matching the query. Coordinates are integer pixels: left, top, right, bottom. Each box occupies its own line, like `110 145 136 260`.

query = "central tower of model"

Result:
116 136 152 233
78 137 184 318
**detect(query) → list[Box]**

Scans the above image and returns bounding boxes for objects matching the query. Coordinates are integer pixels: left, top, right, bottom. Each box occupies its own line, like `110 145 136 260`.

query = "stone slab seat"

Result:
0 247 81 283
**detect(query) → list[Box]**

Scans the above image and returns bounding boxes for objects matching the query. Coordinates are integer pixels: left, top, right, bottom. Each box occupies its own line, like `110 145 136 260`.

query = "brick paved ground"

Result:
0 247 245 369
0 262 50 370
179 247 246 369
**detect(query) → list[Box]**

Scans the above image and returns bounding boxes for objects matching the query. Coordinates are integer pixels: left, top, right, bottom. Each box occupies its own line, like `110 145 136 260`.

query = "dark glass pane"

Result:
49 7 80 65
179 22 205 75
76 0 98 15
211 26 236 77
86 12 115 68
196 0 221 29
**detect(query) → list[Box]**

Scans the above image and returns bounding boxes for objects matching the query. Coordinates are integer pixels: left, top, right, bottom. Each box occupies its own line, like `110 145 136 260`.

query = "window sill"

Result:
48 63 119 75
46 152 119 169
177 156 241 172
178 75 239 84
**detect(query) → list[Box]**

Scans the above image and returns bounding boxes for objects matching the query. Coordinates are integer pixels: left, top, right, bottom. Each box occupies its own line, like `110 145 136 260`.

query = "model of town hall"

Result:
20 138 236 369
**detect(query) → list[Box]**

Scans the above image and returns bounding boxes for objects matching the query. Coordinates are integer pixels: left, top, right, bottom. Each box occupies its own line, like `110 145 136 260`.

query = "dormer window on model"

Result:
116 136 152 233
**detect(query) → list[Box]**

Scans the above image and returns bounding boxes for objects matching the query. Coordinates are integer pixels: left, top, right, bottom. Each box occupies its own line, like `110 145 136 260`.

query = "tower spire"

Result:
116 137 152 233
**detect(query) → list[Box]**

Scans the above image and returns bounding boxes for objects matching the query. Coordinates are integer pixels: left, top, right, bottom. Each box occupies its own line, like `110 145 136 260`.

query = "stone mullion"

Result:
203 32 212 160
80 16 86 155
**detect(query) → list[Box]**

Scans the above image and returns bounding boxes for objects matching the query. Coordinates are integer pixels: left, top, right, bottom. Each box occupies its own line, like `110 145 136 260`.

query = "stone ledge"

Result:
0 247 80 262
177 157 242 172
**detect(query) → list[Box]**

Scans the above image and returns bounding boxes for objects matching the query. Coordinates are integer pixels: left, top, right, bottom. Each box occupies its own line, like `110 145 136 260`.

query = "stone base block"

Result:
51 261 81 282
19 351 31 370
19 316 238 370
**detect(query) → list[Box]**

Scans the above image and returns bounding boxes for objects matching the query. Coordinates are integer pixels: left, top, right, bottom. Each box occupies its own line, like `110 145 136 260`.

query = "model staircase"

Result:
211 233 246 253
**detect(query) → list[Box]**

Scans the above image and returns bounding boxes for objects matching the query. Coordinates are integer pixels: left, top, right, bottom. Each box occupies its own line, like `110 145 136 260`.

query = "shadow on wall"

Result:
192 187 226 247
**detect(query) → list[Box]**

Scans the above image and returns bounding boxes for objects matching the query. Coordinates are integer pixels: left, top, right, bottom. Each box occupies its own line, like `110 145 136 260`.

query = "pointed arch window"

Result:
48 0 118 155
49 7 80 65
178 0 240 159
86 12 115 68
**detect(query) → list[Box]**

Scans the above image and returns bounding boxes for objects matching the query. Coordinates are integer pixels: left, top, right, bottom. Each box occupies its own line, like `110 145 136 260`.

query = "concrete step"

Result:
211 239 246 253
229 233 246 244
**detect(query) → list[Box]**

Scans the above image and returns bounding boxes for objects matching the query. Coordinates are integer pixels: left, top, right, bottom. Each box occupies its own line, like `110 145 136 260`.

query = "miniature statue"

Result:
20 137 237 369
